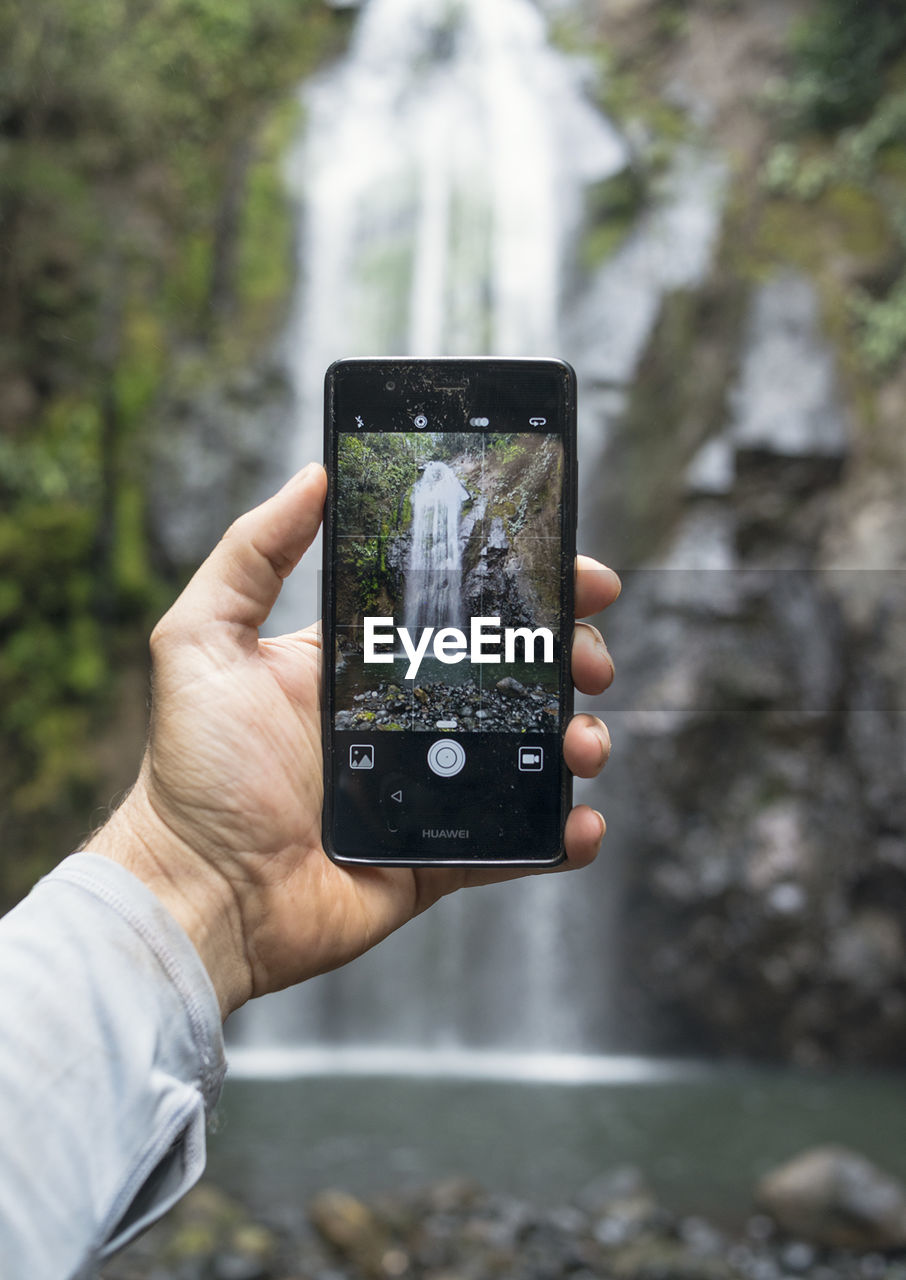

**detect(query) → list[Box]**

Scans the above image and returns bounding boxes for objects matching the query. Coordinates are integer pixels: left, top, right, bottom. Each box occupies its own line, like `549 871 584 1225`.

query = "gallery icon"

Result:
518 746 544 771
349 744 375 770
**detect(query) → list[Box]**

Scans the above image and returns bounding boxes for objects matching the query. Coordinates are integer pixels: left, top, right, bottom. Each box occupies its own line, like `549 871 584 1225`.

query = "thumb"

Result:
161 463 327 644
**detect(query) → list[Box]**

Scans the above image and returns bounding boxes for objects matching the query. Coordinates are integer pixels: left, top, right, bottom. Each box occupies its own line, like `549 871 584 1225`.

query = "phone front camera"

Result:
385 380 396 391
413 413 428 429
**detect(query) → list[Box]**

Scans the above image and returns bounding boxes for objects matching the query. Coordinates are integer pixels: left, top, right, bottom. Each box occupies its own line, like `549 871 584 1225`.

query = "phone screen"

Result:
322 358 576 866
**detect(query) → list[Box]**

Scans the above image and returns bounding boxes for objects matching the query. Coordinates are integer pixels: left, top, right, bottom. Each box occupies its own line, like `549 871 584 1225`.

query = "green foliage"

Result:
336 538 383 620
581 169 645 270
0 0 348 898
336 433 433 539
236 99 301 341
761 143 833 201
0 502 102 814
843 90 906 178
485 433 521 466
0 0 345 412
113 480 154 609
653 0 689 45
165 235 215 330
752 183 906 379
334 433 434 624
548 8 686 274
0 398 103 506
769 0 906 131
114 310 167 429
759 13 906 383
850 271 906 373
762 92 906 201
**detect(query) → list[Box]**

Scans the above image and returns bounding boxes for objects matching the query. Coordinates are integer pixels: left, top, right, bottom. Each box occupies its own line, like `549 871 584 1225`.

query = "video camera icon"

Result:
349 744 375 770
518 746 544 772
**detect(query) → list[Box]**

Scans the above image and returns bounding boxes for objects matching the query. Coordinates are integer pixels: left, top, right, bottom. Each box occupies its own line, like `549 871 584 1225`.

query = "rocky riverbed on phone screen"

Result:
334 677 559 735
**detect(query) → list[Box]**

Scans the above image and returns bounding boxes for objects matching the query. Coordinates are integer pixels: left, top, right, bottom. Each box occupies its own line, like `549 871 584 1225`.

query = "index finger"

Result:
576 555 621 619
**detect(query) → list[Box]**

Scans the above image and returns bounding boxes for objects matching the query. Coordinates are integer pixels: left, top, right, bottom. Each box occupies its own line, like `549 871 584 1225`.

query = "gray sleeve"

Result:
0 851 227 1280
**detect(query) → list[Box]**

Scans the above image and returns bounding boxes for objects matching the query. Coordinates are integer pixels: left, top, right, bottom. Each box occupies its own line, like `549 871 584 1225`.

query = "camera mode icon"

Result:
518 746 544 772
349 744 375 770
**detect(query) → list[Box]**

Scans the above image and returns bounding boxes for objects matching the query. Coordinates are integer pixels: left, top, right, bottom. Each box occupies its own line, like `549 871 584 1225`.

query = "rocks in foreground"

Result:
101 1148 906 1280
756 1145 906 1250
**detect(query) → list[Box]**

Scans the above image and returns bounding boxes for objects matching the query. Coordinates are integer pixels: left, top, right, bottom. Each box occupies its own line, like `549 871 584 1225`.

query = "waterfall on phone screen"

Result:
236 0 725 1069
405 462 469 634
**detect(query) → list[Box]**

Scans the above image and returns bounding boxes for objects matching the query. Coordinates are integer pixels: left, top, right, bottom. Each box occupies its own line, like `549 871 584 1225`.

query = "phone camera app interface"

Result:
330 408 567 862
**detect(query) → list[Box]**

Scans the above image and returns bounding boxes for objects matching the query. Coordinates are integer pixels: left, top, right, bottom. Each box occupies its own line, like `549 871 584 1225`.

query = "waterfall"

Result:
234 0 726 1069
405 462 469 634
272 0 625 496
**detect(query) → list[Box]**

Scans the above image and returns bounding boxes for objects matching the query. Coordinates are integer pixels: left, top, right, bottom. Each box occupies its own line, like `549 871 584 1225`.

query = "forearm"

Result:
0 854 226 1276
89 777 252 1018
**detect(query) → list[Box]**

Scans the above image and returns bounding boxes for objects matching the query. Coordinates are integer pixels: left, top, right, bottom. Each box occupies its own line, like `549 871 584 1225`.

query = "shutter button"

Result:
427 739 466 777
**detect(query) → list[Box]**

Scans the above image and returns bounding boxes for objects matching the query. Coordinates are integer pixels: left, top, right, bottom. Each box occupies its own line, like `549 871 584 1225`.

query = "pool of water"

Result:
207 1060 906 1228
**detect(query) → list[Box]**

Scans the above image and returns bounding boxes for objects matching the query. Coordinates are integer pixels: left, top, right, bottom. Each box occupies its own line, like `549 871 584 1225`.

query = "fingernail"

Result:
593 810 606 842
605 567 622 598
283 463 318 491
595 722 612 765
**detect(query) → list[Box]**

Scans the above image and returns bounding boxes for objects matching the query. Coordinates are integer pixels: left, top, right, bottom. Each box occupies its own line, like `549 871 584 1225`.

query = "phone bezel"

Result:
321 356 577 868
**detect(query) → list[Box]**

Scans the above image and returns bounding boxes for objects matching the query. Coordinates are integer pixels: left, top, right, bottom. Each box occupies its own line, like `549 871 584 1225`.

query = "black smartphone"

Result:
321 357 577 867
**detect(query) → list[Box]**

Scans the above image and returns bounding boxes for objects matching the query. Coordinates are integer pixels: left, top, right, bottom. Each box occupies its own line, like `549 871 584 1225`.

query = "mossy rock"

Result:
236 97 302 346
821 183 893 258
586 167 645 225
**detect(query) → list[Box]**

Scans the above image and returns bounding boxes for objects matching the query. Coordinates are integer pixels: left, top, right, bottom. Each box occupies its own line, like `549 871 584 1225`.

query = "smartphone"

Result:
321 357 577 867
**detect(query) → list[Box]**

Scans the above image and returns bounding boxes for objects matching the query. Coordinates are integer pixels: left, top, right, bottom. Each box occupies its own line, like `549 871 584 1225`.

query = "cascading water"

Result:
272 0 626 501
234 0 726 1070
405 462 469 634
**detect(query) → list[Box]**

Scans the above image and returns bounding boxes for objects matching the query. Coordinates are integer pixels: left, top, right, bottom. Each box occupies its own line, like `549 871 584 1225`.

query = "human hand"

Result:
91 464 620 1017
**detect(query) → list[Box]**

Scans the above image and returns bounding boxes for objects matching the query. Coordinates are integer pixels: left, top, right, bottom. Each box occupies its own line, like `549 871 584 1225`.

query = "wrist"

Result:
88 778 252 1019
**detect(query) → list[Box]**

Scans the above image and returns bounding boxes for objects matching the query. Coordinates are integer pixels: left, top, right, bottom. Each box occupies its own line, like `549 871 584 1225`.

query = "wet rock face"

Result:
149 359 292 571
730 273 850 459
458 434 563 632
603 271 906 1066
461 516 544 633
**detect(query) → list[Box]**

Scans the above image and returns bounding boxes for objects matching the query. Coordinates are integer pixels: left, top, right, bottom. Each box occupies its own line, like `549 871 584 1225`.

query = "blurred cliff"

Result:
582 0 906 1065
0 0 352 899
